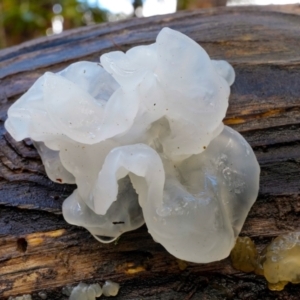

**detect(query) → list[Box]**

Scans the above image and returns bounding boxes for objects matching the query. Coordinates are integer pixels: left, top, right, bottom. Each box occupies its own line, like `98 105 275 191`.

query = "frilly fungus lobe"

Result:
5 28 260 263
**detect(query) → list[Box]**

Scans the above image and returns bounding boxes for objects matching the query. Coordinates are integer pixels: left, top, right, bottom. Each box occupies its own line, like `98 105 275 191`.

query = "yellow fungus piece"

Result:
177 259 188 271
231 233 300 291
230 236 258 272
268 281 289 291
263 232 300 288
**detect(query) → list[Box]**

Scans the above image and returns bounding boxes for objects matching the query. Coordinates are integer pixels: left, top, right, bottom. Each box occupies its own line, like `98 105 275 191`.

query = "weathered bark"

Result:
0 5 300 300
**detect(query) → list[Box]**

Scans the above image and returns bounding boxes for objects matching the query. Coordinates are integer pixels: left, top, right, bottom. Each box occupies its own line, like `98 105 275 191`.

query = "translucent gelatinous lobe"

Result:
231 233 300 291
143 126 259 263
230 236 258 273
4 27 260 263
102 280 120 297
69 282 102 300
263 232 300 291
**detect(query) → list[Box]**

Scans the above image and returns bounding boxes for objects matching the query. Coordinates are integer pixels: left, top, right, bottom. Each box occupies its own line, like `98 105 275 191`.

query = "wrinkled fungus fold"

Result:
5 27 260 263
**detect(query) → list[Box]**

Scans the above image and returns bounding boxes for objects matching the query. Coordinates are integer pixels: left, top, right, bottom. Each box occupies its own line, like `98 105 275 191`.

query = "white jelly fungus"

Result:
5 27 260 263
8 295 32 300
69 282 102 300
102 280 120 297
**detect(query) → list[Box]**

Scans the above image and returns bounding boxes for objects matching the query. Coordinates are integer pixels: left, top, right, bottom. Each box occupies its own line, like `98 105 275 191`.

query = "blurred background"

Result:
0 0 299 49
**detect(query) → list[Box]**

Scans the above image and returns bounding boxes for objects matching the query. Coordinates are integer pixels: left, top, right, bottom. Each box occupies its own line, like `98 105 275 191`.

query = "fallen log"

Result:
0 5 300 299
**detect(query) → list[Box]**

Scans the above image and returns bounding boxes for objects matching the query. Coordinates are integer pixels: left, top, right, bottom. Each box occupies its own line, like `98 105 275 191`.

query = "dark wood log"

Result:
1 5 300 299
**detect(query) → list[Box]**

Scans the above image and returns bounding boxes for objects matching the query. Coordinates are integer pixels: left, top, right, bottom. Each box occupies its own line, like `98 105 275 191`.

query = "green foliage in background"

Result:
0 0 224 49
0 0 106 48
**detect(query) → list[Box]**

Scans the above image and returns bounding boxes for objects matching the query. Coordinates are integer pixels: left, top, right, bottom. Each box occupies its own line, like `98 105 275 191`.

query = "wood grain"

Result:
0 5 300 299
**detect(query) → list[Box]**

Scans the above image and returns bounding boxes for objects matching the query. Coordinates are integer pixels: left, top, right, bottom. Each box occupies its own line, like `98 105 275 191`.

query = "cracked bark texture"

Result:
0 5 300 300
